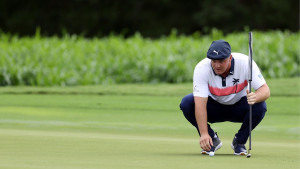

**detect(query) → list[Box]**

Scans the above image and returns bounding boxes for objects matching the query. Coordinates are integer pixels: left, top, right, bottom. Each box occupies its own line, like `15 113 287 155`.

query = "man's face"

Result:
211 55 232 75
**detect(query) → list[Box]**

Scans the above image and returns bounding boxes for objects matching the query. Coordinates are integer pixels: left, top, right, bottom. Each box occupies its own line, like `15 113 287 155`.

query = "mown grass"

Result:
0 78 299 169
0 78 298 96
0 30 299 86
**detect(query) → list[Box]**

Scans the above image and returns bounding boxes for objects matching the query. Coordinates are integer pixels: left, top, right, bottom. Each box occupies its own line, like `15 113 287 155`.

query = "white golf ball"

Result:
209 152 214 157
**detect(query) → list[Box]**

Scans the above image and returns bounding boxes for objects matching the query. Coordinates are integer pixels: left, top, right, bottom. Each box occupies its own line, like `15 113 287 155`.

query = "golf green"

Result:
0 80 299 169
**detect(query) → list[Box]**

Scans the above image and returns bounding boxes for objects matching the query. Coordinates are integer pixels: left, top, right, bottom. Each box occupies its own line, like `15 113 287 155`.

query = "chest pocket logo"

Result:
232 78 240 93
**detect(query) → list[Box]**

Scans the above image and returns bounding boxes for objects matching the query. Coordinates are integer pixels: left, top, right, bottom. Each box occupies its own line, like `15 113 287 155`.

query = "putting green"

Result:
0 128 299 169
0 80 299 169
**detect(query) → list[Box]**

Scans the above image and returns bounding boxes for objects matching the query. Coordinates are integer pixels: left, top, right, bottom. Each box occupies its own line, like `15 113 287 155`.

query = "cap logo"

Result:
213 50 219 55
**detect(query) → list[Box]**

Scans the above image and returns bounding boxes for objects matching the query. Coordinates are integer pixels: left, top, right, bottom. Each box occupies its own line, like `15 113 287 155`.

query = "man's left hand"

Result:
246 90 256 105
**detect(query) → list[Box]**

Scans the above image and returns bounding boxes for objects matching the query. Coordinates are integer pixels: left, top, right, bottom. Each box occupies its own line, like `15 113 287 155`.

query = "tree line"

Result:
0 0 298 37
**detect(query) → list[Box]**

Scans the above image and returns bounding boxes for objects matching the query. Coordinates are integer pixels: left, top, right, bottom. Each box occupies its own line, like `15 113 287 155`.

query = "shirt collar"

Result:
211 57 235 76
229 57 234 75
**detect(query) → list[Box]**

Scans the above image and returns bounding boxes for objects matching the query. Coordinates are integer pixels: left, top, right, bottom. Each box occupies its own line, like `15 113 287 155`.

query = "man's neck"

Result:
220 62 232 78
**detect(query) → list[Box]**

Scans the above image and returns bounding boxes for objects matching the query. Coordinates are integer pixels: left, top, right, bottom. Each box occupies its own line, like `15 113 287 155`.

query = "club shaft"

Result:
248 32 253 153
249 104 252 150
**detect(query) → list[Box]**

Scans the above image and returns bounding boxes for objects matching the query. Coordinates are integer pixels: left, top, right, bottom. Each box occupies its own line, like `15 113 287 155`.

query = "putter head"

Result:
246 154 251 158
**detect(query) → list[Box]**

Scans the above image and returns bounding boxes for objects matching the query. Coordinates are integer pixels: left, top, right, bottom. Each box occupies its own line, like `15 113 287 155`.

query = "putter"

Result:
247 32 253 158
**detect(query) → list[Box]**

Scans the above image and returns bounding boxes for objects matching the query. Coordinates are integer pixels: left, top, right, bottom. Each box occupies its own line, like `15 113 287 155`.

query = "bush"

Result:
0 30 299 86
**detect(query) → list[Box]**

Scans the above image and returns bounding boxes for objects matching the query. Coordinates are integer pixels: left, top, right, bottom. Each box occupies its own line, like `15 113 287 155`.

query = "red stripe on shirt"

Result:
209 80 248 96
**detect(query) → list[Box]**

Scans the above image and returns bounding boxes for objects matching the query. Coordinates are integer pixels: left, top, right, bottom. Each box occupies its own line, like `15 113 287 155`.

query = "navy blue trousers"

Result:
179 93 267 144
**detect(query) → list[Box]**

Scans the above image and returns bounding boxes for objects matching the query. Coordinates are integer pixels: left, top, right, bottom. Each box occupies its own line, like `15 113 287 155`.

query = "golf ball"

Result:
209 152 214 157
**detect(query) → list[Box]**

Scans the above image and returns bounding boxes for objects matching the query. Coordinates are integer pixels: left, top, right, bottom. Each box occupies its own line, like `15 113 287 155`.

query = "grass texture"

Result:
0 78 299 169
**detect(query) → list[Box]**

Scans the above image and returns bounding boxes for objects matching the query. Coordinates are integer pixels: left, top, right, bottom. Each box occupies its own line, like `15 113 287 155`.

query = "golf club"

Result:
247 32 253 158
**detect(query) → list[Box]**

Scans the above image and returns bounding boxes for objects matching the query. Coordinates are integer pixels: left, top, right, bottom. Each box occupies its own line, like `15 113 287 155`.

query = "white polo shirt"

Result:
193 53 266 105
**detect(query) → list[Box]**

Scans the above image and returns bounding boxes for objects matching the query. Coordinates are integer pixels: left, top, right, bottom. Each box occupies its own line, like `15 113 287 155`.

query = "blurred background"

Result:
0 0 298 37
0 0 299 86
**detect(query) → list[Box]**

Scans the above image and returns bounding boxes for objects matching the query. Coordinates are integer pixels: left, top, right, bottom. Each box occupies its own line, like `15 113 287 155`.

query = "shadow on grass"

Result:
160 153 246 158
160 153 239 157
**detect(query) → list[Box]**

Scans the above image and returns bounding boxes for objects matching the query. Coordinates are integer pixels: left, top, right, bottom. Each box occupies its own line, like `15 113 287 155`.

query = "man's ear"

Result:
229 54 232 61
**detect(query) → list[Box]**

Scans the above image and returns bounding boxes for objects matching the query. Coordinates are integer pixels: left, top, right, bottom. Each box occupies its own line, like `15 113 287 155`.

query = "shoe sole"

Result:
201 151 207 155
231 144 247 156
202 141 223 155
234 152 247 156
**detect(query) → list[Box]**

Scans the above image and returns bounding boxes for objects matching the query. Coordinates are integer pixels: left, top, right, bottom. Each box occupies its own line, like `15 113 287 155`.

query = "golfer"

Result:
180 40 270 155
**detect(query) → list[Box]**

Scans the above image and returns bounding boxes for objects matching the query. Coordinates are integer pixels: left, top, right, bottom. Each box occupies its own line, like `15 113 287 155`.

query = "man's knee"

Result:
252 101 267 120
179 93 194 114
180 93 198 128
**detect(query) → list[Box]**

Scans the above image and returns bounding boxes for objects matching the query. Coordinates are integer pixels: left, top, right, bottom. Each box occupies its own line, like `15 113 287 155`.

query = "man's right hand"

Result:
200 133 213 151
